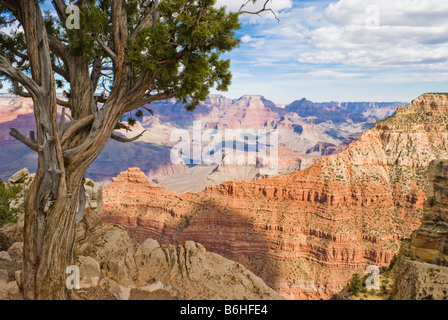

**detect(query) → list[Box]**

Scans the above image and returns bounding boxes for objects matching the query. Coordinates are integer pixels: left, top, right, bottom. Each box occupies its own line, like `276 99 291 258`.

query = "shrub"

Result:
388 255 397 271
0 179 22 227
349 273 363 296
428 197 436 207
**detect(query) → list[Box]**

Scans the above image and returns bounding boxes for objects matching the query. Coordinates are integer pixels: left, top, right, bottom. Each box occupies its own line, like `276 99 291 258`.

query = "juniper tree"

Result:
0 0 276 300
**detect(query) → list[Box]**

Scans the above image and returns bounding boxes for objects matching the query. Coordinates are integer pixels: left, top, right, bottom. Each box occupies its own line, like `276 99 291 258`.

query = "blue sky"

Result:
211 0 448 104
3 0 448 105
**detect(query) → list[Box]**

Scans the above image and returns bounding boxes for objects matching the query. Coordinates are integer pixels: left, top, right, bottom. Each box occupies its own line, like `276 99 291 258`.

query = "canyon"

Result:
0 94 404 190
100 93 448 299
0 170 282 300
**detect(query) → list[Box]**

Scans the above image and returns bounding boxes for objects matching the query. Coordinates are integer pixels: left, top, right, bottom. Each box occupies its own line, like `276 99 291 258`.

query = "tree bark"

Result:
0 0 219 299
23 171 81 300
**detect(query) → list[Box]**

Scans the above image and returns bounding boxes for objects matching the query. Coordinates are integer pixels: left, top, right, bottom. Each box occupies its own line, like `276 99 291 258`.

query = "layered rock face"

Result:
75 213 283 300
0 171 281 300
100 94 448 299
0 93 404 186
389 159 448 300
411 159 448 265
0 95 34 124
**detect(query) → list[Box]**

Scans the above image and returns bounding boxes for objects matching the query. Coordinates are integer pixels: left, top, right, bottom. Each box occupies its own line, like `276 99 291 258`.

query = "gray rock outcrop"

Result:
390 159 448 300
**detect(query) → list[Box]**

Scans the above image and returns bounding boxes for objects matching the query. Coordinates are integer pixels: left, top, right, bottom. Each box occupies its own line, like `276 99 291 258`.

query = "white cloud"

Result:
240 34 266 48
241 35 254 43
232 72 254 79
216 0 448 102
324 0 448 27
284 70 367 78
308 70 367 78
292 0 448 70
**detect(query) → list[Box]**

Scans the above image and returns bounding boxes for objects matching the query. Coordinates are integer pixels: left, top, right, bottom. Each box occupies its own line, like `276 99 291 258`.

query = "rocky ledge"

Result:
390 159 448 300
0 170 282 300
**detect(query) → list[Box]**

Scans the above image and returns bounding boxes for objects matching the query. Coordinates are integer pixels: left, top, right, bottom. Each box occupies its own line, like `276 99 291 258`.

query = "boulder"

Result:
14 270 21 290
78 256 101 289
98 277 131 300
7 242 23 264
76 221 283 300
8 168 29 184
0 251 12 262
0 215 23 251
0 281 20 299
0 269 8 284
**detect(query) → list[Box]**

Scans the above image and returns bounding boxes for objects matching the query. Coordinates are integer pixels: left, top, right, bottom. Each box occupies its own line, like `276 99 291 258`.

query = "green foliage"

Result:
0 179 23 227
125 0 240 109
388 255 397 271
1 0 241 111
127 117 137 126
426 92 448 96
428 197 436 207
349 273 363 296
135 109 144 118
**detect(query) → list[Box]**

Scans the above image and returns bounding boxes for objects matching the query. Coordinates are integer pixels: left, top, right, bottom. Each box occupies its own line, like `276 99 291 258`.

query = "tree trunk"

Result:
2 0 169 300
22 164 86 299
21 102 119 299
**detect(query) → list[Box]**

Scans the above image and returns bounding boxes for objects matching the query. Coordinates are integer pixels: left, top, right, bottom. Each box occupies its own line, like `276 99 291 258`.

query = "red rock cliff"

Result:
100 93 448 299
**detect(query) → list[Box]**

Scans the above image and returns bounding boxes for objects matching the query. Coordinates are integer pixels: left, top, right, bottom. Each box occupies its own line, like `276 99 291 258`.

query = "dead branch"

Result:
110 130 147 143
9 128 39 152
237 0 279 22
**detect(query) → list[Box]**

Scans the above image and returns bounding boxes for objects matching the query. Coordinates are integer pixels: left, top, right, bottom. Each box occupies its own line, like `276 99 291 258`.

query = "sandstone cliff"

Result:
0 170 281 300
389 159 448 300
100 93 448 299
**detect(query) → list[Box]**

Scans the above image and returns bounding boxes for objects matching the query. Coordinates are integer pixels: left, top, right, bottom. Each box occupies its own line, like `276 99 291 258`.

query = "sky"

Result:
2 0 448 105
210 0 448 104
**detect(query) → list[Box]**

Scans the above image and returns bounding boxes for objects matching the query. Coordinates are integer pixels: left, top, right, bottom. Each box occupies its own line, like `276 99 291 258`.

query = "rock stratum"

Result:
390 159 448 300
0 170 282 300
100 93 448 299
0 93 404 187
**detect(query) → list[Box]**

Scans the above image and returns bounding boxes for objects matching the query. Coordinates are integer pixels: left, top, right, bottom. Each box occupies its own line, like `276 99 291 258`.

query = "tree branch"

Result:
130 0 158 41
60 114 95 146
124 90 175 113
52 63 69 80
75 182 86 223
0 55 40 96
9 128 39 152
110 130 147 143
48 35 69 63
90 57 103 92
97 38 117 64
51 0 67 24
0 0 20 13
238 0 279 22
111 0 128 79
56 98 70 108
10 79 32 98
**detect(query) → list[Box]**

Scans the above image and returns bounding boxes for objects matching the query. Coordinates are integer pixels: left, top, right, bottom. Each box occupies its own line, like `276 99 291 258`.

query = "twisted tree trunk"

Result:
0 0 249 299
23 172 80 300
